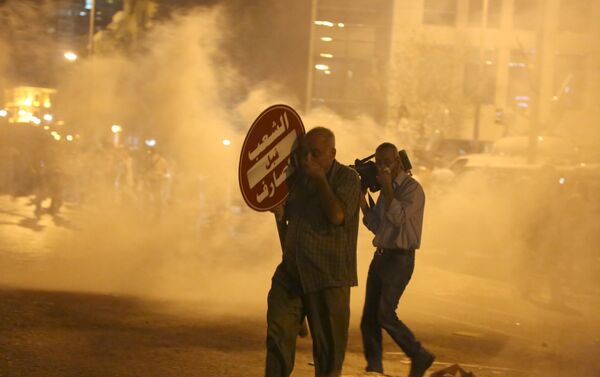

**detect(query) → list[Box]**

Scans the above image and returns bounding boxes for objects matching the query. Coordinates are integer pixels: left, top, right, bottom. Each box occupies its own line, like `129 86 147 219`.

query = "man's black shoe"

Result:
409 348 435 377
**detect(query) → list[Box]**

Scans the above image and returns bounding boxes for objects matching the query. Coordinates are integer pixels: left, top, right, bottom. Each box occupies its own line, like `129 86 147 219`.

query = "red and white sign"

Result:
238 104 305 211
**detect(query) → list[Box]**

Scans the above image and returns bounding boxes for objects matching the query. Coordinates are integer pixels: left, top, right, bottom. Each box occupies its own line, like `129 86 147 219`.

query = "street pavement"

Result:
0 195 598 377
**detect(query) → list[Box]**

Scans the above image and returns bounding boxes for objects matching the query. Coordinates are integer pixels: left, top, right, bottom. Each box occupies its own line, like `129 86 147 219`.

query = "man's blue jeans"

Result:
360 249 422 373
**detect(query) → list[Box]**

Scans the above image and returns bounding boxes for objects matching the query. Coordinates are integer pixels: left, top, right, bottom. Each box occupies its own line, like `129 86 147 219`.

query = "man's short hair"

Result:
376 142 398 154
306 127 335 147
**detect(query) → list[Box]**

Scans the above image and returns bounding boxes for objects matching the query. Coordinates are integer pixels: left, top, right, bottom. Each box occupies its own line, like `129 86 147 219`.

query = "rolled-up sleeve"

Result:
385 181 425 228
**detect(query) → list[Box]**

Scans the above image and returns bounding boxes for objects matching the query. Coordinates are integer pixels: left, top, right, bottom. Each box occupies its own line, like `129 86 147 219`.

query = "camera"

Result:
399 149 412 172
352 154 380 192
352 150 413 193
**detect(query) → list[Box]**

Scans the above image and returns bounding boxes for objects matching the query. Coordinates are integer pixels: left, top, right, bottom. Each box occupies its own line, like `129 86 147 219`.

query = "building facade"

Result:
387 0 600 146
306 0 599 149
306 0 394 122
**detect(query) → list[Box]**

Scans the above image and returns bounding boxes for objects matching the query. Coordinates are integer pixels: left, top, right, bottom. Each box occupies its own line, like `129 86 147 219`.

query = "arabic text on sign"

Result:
246 129 298 189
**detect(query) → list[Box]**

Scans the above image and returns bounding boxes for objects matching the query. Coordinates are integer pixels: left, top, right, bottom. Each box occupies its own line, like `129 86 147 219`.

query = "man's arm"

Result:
360 191 380 233
301 154 348 226
383 180 425 228
313 174 346 225
377 167 395 210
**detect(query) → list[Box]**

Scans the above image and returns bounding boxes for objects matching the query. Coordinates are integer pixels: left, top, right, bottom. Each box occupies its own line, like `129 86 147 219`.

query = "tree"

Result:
387 34 472 151
95 0 158 54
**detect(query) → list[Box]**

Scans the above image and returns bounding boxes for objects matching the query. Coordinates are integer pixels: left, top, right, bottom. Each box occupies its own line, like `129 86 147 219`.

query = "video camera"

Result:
352 150 413 193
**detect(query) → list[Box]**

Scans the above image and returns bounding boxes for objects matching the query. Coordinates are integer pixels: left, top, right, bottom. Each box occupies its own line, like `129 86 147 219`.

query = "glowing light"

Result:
64 51 78 62
43 114 53 121
324 70 331 75
320 53 333 58
315 20 334 27
145 139 157 147
485 60 493 65
43 101 51 108
53 134 61 141
111 124 122 134
338 23 345 27
315 64 330 71
23 98 32 106
80 11 86 16
320 37 333 42
538 136 544 141
43 125 50 130
558 177 566 185
31 117 41 125
222 139 231 146
0 109 7 117
18 110 27 116
508 62 527 68
66 135 74 142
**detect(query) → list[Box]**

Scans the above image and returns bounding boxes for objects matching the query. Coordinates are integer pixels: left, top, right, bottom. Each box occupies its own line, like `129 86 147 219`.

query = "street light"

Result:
64 51 78 62
111 124 122 147
222 139 231 146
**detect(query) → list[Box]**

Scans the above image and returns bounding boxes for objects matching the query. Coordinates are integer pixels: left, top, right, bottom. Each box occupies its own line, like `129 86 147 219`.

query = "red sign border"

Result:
238 104 305 212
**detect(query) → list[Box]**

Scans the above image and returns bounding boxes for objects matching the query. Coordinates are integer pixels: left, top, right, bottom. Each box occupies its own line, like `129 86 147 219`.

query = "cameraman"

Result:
359 142 434 377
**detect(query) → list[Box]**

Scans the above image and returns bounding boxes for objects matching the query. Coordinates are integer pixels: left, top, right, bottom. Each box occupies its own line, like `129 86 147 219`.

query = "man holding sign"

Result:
266 127 361 377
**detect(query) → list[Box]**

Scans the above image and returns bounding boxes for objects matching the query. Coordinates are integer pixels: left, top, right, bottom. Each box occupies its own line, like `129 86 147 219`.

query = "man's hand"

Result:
376 166 393 192
376 166 394 209
301 153 326 181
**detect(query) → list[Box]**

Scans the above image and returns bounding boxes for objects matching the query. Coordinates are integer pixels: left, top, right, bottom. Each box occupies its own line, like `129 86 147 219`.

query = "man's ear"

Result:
332 148 337 159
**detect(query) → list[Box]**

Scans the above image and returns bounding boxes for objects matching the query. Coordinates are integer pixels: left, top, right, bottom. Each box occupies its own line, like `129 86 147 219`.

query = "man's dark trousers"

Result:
360 249 422 373
265 282 350 377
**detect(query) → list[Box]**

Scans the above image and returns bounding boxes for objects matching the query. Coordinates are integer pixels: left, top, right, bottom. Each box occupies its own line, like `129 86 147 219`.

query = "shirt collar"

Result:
393 172 409 188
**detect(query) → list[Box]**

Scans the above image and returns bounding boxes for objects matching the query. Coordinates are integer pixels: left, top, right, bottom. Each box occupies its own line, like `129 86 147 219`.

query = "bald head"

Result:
301 127 337 172
305 127 335 148
375 142 402 179
376 142 398 155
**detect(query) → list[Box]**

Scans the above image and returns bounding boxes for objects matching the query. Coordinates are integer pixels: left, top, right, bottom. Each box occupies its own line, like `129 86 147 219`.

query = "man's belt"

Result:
375 247 414 256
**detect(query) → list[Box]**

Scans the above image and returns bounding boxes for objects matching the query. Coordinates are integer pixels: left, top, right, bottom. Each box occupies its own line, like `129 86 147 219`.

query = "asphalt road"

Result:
0 195 598 377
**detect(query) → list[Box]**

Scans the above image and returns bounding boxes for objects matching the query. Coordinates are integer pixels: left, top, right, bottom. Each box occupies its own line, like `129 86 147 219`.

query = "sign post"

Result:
238 104 308 337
